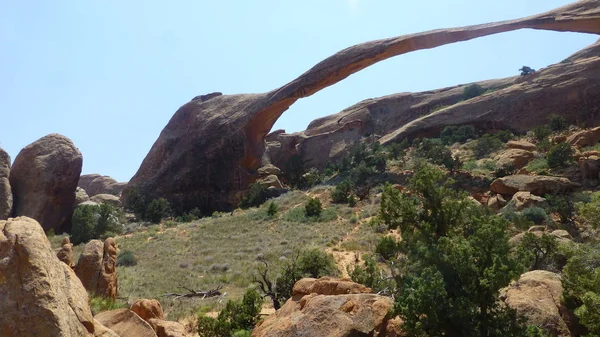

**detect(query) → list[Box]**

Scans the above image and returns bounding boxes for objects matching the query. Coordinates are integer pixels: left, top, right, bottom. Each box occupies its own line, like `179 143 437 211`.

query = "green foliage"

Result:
414 138 458 170
519 66 536 76
462 83 485 100
89 295 126 315
145 198 171 224
375 236 400 260
521 206 549 225
331 180 353 204
494 129 515 143
576 191 600 229
298 167 324 189
440 125 476 145
546 142 574 168
347 195 357 207
545 194 573 224
494 163 517 178
562 244 600 336
517 233 559 271
266 201 278 217
305 198 323 218
71 203 122 245
548 114 567 132
533 125 552 141
46 228 56 238
197 289 263 337
125 186 148 219
347 254 396 293
239 183 269 209
297 248 338 278
284 154 307 188
382 163 527 336
473 133 504 159
526 158 549 172
387 139 409 160
116 250 138 267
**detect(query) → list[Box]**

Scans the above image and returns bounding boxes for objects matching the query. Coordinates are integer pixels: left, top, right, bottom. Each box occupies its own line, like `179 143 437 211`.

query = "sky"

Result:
1 1 597 182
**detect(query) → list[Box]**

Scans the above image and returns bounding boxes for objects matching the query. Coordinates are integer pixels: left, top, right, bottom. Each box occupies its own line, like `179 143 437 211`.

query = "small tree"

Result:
146 198 171 224
462 84 485 100
546 142 574 168
519 66 536 76
548 114 567 132
472 134 504 159
533 125 552 141
71 204 99 245
239 183 269 209
266 201 278 217
375 236 400 260
331 180 353 204
305 198 322 218
517 232 559 271
197 288 263 337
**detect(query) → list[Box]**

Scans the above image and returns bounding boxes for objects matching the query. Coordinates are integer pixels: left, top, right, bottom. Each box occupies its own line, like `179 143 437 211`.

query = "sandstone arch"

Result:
124 0 600 214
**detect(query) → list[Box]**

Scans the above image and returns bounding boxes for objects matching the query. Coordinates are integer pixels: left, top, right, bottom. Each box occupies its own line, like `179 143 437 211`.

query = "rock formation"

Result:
130 300 188 337
75 186 91 208
79 174 126 197
75 238 119 300
0 147 11 220
57 236 75 268
490 175 579 196
91 194 123 208
125 0 600 215
253 277 401 337
0 217 95 337
130 299 165 321
9 134 83 232
95 309 158 337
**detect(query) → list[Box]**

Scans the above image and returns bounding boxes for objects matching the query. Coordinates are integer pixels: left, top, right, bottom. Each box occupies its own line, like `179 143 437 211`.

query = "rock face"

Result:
0 217 95 337
578 155 600 181
0 147 11 220
566 126 600 148
490 175 579 196
95 309 157 337
104 182 128 196
75 238 119 300
131 299 165 321
9 134 83 232
501 271 571 337
57 236 75 268
91 194 123 208
252 277 399 337
124 1 600 216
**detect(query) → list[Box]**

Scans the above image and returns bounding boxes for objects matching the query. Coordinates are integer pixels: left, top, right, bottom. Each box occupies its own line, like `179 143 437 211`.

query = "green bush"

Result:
71 203 121 245
239 183 269 209
331 180 353 204
440 125 476 145
297 248 338 278
548 114 567 132
494 163 516 178
116 250 138 267
283 154 306 188
472 134 504 159
305 198 323 218
494 129 515 143
387 139 409 160
533 125 552 141
197 289 263 337
462 83 485 100
546 142 574 168
266 201 278 217
124 186 148 219
347 195 357 207
414 138 457 170
526 158 549 172
375 236 400 260
545 194 572 224
145 198 171 224
521 206 549 225
348 254 396 293
576 191 600 229
517 232 559 271
89 295 126 315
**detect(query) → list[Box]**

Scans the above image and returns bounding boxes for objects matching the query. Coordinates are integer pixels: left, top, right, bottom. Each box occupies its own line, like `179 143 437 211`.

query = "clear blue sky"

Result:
1 1 597 182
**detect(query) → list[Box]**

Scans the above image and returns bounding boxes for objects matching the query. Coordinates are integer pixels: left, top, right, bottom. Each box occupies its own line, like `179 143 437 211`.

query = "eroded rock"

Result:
95 309 157 337
75 238 118 300
57 236 75 268
490 175 579 196
0 147 11 220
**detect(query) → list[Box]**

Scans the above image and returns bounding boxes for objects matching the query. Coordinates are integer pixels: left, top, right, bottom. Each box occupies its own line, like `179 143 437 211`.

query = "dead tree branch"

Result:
163 284 223 300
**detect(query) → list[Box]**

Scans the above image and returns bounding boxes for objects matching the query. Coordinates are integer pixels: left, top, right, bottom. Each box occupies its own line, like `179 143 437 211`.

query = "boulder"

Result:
147 319 187 337
566 126 600 148
507 191 548 211
0 147 11 220
75 187 91 208
75 238 119 300
0 217 95 336
9 134 83 232
95 309 157 337
123 1 600 217
131 299 165 321
507 140 536 151
87 176 119 197
57 236 75 268
91 194 123 208
490 175 579 196
494 149 534 169
549 229 573 244
501 271 570 337
94 320 121 337
487 194 507 211
253 278 400 337
257 164 282 176
79 174 102 192
578 155 600 181
104 182 127 196
258 175 284 189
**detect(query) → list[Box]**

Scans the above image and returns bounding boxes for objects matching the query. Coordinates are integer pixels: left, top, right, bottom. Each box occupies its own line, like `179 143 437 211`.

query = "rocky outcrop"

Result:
578 155 600 181
130 300 188 337
0 147 11 220
257 175 284 189
57 236 75 268
95 309 158 337
147 319 187 337
75 238 119 300
507 140 536 151
104 182 127 196
9 134 82 232
131 299 165 321
566 126 600 148
507 191 548 211
501 271 571 337
494 149 534 169
0 217 95 337
490 175 579 196
79 174 126 197
125 1 600 215
252 277 400 337
91 194 123 208
75 187 91 208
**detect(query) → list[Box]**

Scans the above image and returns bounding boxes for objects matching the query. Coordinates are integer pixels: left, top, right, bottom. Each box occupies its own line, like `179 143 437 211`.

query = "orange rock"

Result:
57 236 75 268
131 299 165 321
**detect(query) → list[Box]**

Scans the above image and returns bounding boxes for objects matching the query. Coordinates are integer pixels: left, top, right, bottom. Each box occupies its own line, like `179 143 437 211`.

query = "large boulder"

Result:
494 149 534 169
131 299 165 321
507 140 536 152
75 238 119 300
490 175 579 196
104 182 128 196
91 194 123 208
9 134 83 232
252 277 400 337
95 309 157 337
578 155 600 181
501 271 571 337
0 217 95 336
506 191 548 211
257 174 284 189
57 236 75 268
75 187 91 208
0 147 11 220
87 176 119 197
566 126 600 148
123 1 600 216
147 319 187 337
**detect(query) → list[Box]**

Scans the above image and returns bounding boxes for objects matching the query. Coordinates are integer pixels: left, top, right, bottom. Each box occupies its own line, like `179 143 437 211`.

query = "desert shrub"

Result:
266 201 278 217
383 163 528 336
349 215 358 224
545 194 573 224
414 138 457 170
197 289 263 337
576 191 600 229
349 161 376 186
348 195 357 207
562 244 600 336
375 236 400 260
548 114 567 132
519 66 536 76
526 158 549 172
116 250 137 267
494 129 515 143
501 206 534 230
297 167 324 189
462 83 485 100
533 125 552 141
124 186 148 218
239 183 269 209
517 232 559 271
46 228 56 238
331 180 353 204
348 254 396 293
283 154 306 188
145 198 171 224
387 139 409 160
440 125 476 145
473 133 504 159
522 206 549 225
71 203 122 245
305 198 322 218
296 248 338 278
494 163 516 178
546 142 574 168
462 160 478 171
